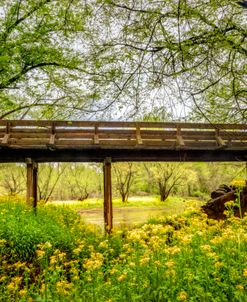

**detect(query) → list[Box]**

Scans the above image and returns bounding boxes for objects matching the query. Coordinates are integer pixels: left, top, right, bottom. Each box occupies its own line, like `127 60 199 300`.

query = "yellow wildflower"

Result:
36 250 46 259
6 282 16 291
37 242 52 250
214 261 224 268
73 245 84 255
19 289 27 296
243 269 247 277
0 239 7 245
99 240 108 249
200 245 212 252
166 269 176 277
14 261 26 269
117 272 128 281
0 276 7 282
140 256 150 265
166 246 181 255
210 237 224 245
109 268 118 275
165 260 176 268
83 252 104 271
49 255 57 265
56 280 73 295
57 252 66 261
236 284 244 290
178 291 188 301
154 260 161 267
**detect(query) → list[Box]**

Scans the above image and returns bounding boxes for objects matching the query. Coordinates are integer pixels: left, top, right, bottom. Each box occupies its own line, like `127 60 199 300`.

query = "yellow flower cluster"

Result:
230 179 246 188
83 252 104 271
56 280 73 295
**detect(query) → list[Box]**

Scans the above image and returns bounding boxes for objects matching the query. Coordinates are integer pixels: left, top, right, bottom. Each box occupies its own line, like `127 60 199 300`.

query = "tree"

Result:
66 163 101 201
83 0 247 121
194 162 245 195
113 162 135 202
1 1 246 121
147 163 184 201
0 0 106 120
38 163 66 202
0 164 25 195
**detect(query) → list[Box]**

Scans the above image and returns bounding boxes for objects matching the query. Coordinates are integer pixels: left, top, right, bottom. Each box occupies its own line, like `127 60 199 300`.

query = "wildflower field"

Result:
0 197 246 301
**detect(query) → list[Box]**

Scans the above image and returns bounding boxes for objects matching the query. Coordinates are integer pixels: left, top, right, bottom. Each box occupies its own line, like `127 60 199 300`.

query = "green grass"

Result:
0 197 246 302
49 195 203 209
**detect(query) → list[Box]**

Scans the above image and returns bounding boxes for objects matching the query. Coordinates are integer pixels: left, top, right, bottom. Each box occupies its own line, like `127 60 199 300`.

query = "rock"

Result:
202 184 247 219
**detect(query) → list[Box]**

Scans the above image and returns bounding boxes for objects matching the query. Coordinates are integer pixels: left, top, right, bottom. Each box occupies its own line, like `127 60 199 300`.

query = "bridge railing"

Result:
0 120 247 149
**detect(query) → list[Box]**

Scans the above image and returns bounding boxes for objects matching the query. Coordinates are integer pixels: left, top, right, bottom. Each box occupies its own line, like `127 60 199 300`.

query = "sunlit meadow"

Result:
0 196 246 301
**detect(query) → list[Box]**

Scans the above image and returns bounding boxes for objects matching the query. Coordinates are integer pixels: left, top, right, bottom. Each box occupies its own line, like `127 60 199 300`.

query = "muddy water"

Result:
78 206 187 229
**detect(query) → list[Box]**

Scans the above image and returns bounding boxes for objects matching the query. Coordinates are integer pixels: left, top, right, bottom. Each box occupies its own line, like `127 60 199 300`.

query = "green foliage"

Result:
0 0 246 120
0 198 246 301
0 200 95 263
0 162 245 202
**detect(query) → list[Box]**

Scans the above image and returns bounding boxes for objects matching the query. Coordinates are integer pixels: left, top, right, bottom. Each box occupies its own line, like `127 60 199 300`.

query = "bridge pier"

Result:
103 157 113 234
26 158 38 208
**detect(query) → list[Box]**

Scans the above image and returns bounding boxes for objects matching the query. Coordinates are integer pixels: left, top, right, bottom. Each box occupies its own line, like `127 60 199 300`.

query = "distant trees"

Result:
113 163 135 202
66 163 101 201
0 162 245 202
144 163 183 202
0 164 25 195
38 163 67 202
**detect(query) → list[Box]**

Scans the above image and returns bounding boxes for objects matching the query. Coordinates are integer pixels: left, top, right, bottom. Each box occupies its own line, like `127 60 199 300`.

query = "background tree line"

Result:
0 162 245 202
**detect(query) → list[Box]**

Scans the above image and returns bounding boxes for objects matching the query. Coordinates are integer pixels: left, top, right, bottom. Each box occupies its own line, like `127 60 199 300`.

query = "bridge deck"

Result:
1 119 247 232
0 120 247 162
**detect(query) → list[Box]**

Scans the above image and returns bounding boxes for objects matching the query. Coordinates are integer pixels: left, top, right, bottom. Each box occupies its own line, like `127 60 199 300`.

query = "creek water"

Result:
78 205 188 229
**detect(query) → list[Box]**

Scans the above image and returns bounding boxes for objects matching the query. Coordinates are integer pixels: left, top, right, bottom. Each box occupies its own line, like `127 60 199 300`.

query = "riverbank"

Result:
50 196 203 229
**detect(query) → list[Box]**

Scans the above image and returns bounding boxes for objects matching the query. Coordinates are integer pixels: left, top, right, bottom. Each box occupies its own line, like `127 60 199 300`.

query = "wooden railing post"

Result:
103 157 113 234
176 125 185 148
26 158 38 208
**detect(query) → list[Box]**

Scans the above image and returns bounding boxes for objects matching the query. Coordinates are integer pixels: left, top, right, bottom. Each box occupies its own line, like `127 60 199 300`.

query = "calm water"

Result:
78 206 187 229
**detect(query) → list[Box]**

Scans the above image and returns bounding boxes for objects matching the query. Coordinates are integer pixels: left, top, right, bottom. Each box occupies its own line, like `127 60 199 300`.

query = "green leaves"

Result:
0 0 246 120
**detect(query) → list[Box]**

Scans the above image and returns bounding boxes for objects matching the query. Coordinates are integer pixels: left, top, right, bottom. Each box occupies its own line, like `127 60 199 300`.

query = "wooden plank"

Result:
8 128 247 141
12 133 50 139
1 119 247 130
11 129 50 134
103 157 113 234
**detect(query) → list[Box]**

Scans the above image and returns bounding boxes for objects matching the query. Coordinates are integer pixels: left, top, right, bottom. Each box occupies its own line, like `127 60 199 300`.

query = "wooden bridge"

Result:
1 120 247 232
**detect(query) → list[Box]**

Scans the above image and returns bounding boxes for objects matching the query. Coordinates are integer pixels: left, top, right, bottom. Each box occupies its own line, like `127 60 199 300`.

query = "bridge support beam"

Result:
103 157 113 234
26 158 38 208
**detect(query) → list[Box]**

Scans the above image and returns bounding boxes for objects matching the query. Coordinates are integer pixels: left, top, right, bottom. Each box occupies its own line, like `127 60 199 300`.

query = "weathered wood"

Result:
103 157 113 234
136 125 143 145
1 119 247 130
1 133 10 145
26 159 38 208
47 134 56 150
94 125 99 144
215 129 226 148
0 119 247 162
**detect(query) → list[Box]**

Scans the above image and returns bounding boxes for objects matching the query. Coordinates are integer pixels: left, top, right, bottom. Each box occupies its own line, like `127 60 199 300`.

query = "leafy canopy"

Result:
0 0 246 121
